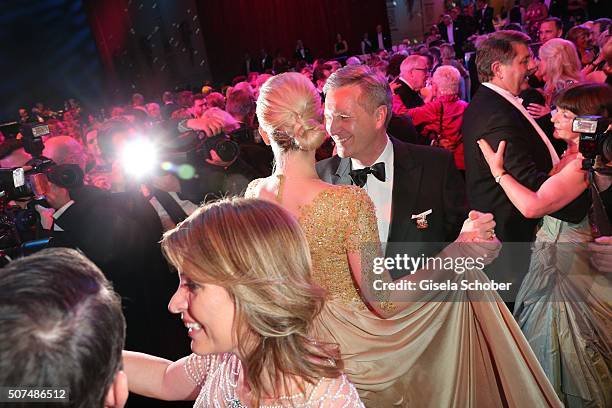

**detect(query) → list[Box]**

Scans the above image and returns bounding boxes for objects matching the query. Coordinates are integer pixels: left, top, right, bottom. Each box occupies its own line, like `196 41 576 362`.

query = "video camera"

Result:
0 122 82 259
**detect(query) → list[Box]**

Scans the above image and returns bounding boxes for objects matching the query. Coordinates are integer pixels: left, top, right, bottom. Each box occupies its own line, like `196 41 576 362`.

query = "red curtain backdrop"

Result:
195 0 389 81
84 0 388 86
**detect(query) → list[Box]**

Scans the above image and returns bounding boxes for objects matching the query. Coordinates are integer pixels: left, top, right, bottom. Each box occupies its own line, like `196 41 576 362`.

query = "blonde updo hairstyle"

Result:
256 72 326 152
161 197 341 404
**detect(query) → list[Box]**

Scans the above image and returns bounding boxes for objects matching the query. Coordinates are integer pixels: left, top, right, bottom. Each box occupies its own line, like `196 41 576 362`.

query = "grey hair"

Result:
42 136 88 171
432 65 461 96
323 65 392 127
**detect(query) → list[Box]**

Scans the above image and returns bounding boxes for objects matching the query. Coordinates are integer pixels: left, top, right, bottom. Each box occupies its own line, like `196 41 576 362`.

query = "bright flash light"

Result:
121 139 158 178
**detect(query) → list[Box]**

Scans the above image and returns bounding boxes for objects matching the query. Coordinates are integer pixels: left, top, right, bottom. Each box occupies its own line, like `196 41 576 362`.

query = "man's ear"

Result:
374 105 388 130
258 127 271 145
491 61 503 80
104 370 128 408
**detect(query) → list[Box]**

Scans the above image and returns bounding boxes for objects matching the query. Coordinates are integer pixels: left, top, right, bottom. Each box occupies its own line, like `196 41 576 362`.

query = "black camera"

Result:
576 115 611 171
202 133 240 163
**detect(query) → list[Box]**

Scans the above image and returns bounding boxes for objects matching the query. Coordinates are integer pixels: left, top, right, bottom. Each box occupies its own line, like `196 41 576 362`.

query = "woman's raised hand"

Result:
477 139 506 177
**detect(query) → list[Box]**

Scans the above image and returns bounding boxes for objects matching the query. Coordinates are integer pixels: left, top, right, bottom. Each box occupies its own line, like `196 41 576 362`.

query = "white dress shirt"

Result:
482 82 560 165
351 137 394 243
377 32 385 50
446 23 455 44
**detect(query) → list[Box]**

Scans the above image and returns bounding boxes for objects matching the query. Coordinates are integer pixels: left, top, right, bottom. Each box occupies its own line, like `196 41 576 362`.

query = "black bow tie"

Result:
349 162 386 187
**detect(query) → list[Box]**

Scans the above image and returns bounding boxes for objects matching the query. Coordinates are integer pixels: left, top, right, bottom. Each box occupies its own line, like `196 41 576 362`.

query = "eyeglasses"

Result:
413 68 430 73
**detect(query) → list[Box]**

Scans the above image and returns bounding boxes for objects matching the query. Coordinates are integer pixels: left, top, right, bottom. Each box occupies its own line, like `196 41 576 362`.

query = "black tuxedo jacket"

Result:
316 137 467 278
260 55 273 71
52 187 189 360
438 21 465 56
475 6 495 33
294 47 313 64
373 31 392 51
393 80 424 110
463 85 588 243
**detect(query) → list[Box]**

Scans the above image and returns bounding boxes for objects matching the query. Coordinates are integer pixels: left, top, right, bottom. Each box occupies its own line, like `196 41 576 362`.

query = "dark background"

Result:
1 0 388 122
0 0 105 121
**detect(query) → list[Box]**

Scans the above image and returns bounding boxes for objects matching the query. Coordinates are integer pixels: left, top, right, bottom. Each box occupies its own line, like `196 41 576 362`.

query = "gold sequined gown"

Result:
246 179 561 407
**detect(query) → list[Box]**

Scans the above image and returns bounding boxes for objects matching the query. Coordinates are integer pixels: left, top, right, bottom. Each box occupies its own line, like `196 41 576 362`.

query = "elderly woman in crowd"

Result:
397 65 467 172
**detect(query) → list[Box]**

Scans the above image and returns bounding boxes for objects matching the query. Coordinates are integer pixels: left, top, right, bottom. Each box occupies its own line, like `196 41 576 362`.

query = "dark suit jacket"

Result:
52 187 189 360
373 31 392 51
475 6 495 33
387 113 423 145
437 21 465 56
260 54 273 71
161 101 179 120
294 47 313 64
463 85 587 243
316 137 467 278
394 80 424 110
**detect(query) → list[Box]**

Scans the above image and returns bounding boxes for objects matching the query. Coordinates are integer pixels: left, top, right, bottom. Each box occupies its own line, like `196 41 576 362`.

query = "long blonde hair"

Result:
161 198 341 404
256 72 326 152
539 38 583 97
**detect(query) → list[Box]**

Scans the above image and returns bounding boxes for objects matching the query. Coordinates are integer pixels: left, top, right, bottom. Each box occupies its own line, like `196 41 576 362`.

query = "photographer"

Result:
37 137 189 374
170 107 267 204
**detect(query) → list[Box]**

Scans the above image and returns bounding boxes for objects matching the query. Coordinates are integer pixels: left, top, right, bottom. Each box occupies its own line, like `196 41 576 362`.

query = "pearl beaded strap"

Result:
189 353 364 407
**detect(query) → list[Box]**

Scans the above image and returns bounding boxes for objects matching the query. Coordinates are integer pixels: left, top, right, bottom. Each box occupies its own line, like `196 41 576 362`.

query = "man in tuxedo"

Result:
393 55 429 110
464 30 587 242
374 24 392 51
317 65 472 280
260 48 273 72
294 40 313 64
438 14 465 58
463 31 587 295
475 0 495 34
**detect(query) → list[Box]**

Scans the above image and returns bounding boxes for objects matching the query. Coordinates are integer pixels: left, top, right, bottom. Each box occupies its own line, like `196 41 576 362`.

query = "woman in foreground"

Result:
123 198 364 407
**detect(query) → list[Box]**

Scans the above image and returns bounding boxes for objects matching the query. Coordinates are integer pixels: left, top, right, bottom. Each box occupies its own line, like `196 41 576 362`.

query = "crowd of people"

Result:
0 1 611 407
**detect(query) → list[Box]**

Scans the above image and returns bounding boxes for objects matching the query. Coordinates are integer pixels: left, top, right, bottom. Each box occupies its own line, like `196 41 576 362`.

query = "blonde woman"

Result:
246 72 562 407
123 198 363 407
527 38 583 119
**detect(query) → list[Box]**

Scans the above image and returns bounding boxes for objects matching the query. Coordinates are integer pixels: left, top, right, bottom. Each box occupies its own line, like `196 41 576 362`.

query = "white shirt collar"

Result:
351 136 393 171
398 76 414 91
53 200 75 220
482 82 559 165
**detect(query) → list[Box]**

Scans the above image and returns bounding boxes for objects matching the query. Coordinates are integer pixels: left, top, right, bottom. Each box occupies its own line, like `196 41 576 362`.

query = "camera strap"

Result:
151 188 188 225
588 171 612 237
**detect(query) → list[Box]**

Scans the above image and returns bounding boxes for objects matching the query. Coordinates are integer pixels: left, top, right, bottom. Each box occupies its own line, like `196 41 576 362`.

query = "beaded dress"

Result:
246 178 562 407
184 353 364 407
